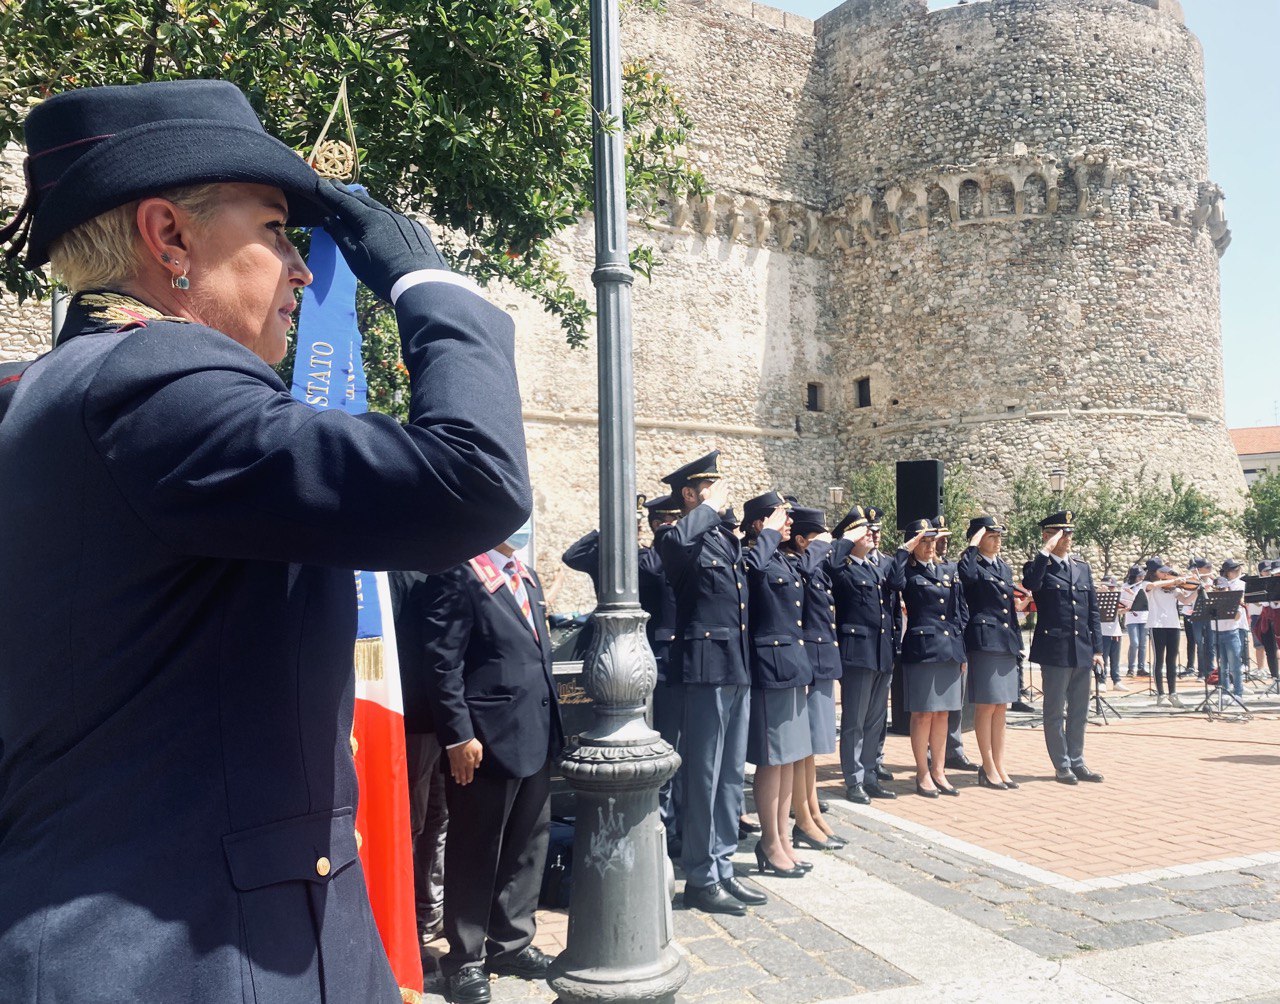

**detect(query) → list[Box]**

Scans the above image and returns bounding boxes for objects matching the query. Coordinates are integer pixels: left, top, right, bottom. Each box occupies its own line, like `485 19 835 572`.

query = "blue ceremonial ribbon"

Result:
291 195 379 640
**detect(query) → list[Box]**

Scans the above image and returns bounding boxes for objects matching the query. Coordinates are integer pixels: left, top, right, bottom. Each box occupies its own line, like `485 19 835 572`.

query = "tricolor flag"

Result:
292 216 423 1002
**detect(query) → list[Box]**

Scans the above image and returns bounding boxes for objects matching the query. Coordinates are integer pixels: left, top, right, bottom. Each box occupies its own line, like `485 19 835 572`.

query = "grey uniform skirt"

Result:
967 650 1019 705
747 686 812 767
806 678 837 755
903 661 963 713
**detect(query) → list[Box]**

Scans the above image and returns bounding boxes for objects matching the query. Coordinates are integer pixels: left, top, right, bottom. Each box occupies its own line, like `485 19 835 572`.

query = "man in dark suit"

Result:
422 523 564 1004
830 506 897 803
1022 510 1105 785
659 450 764 916
864 506 899 783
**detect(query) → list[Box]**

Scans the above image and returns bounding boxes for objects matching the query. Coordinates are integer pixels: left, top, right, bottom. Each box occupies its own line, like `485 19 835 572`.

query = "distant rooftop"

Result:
1230 426 1280 456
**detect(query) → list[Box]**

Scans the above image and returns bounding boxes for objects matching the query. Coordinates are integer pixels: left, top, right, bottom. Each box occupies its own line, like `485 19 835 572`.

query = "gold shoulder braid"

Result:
75 290 190 329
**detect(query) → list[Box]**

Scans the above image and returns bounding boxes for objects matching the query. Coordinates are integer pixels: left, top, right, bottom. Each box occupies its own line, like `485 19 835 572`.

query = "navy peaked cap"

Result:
740 491 790 528
789 506 827 536
662 449 723 491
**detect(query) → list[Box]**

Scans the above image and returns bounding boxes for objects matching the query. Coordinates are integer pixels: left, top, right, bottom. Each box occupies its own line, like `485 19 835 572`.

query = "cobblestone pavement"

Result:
421 704 1280 1003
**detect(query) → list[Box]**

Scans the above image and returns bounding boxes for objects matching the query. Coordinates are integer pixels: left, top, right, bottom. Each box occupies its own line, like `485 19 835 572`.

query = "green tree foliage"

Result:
0 0 707 354
1003 463 1231 573
1237 473 1280 560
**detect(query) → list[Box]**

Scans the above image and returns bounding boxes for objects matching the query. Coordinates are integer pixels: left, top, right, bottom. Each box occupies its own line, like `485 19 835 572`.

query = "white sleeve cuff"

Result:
445 739 470 750
390 269 483 305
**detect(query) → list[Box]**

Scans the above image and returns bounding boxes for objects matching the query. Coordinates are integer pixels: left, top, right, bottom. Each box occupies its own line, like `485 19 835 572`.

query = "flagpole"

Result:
546 0 688 999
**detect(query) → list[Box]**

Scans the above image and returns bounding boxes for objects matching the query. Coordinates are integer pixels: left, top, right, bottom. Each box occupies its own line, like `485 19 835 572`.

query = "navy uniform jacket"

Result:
746 534 814 689
886 551 970 664
0 283 530 1003
1022 552 1103 669
561 528 678 682
957 547 1023 656
829 540 895 674
786 542 842 680
659 504 751 686
419 557 563 779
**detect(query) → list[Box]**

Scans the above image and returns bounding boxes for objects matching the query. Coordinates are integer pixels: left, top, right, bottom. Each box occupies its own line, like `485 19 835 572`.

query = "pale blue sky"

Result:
763 0 1279 429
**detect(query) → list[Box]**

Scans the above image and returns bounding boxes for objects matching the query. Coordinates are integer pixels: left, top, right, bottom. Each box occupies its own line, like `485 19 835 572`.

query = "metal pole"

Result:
546 0 688 999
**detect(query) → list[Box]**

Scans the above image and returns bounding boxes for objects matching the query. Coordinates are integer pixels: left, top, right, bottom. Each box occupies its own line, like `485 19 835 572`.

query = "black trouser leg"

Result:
1151 627 1179 694
441 761 551 976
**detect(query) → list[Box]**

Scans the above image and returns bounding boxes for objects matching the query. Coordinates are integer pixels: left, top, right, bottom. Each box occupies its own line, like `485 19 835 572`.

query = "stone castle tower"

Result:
0 0 1244 610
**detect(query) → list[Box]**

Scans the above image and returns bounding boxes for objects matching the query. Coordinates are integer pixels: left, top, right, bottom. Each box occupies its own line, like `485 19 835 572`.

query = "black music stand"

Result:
1190 590 1252 720
1244 576 1280 697
1089 591 1123 723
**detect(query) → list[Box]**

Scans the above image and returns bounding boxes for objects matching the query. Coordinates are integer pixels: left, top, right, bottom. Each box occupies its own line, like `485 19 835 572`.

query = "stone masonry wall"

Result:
815 0 1243 529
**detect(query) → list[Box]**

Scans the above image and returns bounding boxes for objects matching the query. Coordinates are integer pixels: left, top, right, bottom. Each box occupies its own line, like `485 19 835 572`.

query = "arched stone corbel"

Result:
726 197 744 243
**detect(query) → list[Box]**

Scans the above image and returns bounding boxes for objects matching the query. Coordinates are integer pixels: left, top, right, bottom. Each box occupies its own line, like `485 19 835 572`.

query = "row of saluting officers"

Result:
565 450 1106 916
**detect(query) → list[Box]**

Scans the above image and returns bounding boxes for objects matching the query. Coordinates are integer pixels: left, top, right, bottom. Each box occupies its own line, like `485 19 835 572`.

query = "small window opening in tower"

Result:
806 382 825 413
856 378 871 409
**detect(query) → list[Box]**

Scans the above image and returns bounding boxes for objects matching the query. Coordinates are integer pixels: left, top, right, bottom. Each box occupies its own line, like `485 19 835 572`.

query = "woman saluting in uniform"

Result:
957 516 1028 789
887 520 970 798
0 81 530 1002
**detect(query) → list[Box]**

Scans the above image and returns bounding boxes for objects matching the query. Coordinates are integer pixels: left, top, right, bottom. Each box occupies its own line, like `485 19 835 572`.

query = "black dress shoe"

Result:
737 819 761 839
934 781 960 797
977 766 1007 790
945 756 979 772
915 782 939 799
486 946 553 979
752 844 805 878
792 826 833 850
865 782 897 800
722 876 768 905
685 882 748 915
845 783 870 805
823 833 848 849
817 798 831 814
1010 700 1036 713
1072 766 1104 783
875 765 894 781
1055 769 1079 785
445 966 491 1004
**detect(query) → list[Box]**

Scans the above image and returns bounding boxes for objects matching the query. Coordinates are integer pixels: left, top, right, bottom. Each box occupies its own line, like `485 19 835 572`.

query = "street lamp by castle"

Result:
545 0 689 1001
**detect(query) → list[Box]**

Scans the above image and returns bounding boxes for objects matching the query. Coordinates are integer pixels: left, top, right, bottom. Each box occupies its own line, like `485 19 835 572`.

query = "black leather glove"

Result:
317 181 448 302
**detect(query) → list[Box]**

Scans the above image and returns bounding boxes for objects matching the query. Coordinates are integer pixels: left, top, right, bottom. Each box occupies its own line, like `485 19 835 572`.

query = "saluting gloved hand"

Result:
317 180 449 303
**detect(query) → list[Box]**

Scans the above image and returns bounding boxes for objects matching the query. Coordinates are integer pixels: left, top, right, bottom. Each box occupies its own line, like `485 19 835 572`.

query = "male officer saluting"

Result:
660 450 781 915
830 506 898 803
1022 511 1105 785
863 505 899 784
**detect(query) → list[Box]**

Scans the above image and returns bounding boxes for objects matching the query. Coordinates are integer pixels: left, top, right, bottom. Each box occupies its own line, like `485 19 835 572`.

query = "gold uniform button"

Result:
795 600 802 607
705 631 711 638
740 602 745 609
940 615 946 621
796 620 803 627
830 605 836 612
773 640 780 647
316 857 332 877
943 630 949 636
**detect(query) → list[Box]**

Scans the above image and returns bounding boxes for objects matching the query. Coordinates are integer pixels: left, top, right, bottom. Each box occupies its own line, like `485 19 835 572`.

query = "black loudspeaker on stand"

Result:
896 459 944 530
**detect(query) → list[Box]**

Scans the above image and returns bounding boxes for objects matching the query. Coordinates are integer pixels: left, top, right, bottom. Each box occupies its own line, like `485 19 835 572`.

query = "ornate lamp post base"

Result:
547 609 689 1004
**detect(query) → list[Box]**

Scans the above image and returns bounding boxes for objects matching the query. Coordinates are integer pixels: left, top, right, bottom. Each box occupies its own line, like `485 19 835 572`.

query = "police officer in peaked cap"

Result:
1022 511 1105 785
658 451 763 915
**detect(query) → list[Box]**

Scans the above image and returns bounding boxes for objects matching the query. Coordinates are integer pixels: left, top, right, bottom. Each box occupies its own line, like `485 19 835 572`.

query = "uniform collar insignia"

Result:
74 290 190 330
468 553 506 594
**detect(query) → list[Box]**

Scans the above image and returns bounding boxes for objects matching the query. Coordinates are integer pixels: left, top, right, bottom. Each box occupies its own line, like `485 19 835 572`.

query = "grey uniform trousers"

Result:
681 683 748 888
839 668 890 787
652 681 685 841
1040 664 1092 770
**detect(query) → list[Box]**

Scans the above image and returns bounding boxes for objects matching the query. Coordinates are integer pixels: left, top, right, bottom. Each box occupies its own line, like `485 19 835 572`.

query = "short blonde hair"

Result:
48 183 224 292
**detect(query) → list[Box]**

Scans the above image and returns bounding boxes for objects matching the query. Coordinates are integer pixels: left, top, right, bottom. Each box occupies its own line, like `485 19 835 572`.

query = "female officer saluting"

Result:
958 516 1028 790
0 81 529 1003
887 520 970 798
